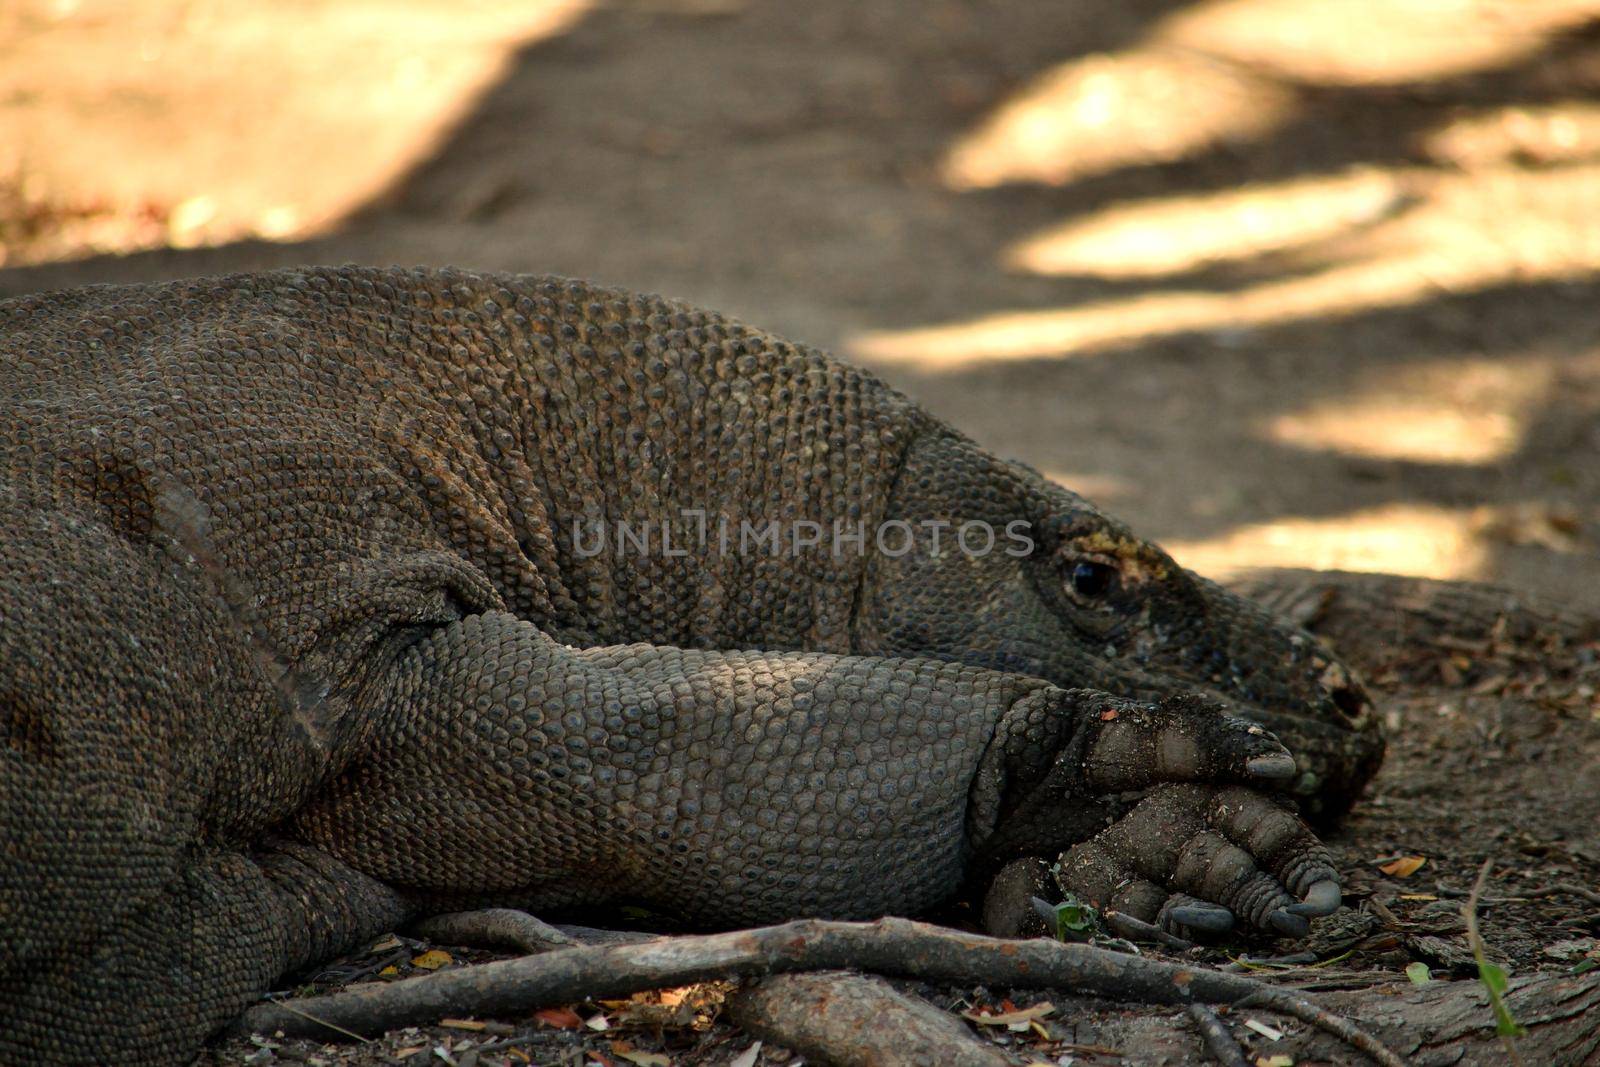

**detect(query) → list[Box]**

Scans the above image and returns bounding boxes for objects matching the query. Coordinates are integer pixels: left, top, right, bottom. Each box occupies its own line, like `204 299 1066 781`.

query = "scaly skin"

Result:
0 267 1379 1063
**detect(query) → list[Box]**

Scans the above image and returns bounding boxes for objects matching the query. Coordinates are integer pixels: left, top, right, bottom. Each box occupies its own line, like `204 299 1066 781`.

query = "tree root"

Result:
1227 567 1600 677
409 910 659 954
726 971 1010 1067
411 910 580 953
238 916 1406 1066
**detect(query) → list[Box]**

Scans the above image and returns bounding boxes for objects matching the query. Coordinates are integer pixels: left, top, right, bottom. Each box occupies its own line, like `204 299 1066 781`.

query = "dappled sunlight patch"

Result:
939 0 1600 192
852 163 1600 369
1270 402 1519 465
1266 357 1552 465
1161 0 1599 87
940 48 1291 190
1475 501 1585 553
1163 505 1489 582
851 302 1135 367
0 0 592 264
847 256 1457 367
1424 102 1600 168
1005 169 1403 278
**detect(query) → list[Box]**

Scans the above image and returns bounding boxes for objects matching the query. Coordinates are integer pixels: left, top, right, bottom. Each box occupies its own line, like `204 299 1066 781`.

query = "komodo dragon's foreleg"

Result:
289 611 1340 938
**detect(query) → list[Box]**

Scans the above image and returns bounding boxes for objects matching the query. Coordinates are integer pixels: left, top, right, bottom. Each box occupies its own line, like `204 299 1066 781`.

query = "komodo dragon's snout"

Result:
858 429 1385 821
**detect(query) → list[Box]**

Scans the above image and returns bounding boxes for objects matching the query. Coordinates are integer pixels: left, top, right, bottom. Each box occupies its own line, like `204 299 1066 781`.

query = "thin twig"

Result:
1527 882 1600 907
261 999 373 1043
1236 989 1406 1067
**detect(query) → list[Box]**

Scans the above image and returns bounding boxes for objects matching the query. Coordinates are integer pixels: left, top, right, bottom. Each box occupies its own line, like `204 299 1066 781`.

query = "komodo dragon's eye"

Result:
1067 559 1118 600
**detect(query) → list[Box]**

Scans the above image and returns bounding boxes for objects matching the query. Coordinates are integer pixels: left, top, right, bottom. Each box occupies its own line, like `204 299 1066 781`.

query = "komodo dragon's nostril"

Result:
1329 683 1369 724
1315 660 1370 725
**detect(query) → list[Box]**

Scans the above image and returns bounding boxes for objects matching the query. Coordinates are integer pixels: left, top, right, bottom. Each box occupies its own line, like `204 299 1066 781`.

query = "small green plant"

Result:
1031 893 1099 942
1473 956 1524 1038
1462 858 1526 1064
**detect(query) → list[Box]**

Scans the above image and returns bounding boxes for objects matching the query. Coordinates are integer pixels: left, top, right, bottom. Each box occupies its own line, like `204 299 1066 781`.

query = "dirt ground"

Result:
3 0 1600 1063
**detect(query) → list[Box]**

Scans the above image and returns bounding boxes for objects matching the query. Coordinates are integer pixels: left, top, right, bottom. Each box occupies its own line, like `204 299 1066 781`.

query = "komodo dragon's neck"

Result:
383 270 930 656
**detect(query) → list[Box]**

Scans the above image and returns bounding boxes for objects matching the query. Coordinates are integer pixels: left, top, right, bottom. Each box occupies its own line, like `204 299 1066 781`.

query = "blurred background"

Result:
3 0 1599 607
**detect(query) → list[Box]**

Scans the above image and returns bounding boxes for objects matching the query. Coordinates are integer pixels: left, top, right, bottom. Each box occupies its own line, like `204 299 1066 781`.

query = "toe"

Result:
1289 878 1343 917
1165 896 1235 935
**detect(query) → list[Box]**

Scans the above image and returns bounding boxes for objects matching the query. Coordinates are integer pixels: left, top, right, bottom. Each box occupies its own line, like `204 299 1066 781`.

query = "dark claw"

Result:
1245 753 1296 781
1168 902 1235 934
1288 878 1342 917
1268 908 1310 937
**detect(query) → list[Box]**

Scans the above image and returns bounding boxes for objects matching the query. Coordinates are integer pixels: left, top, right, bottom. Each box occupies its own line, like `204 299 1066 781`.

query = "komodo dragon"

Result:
0 266 1383 1063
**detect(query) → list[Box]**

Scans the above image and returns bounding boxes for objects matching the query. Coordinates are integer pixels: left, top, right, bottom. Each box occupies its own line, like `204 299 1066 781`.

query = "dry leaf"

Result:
534 1007 584 1029
1378 856 1427 878
612 1044 671 1067
585 1012 611 1031
410 949 452 970
728 1043 762 1067
1470 674 1509 696
441 1019 486 1031
378 965 400 977
963 1002 1055 1031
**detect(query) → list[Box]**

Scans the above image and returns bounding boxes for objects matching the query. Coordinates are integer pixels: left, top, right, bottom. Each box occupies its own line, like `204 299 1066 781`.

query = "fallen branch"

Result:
1186 1002 1249 1067
726 971 1009 1067
410 910 659 954
238 916 1405 1066
1227 568 1599 679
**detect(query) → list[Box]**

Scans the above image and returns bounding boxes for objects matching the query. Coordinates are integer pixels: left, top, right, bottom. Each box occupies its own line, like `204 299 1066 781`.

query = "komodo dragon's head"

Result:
856 429 1385 819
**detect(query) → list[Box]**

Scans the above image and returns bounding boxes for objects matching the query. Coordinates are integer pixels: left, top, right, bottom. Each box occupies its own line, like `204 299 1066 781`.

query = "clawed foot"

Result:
975 689 1343 942
1058 783 1341 941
